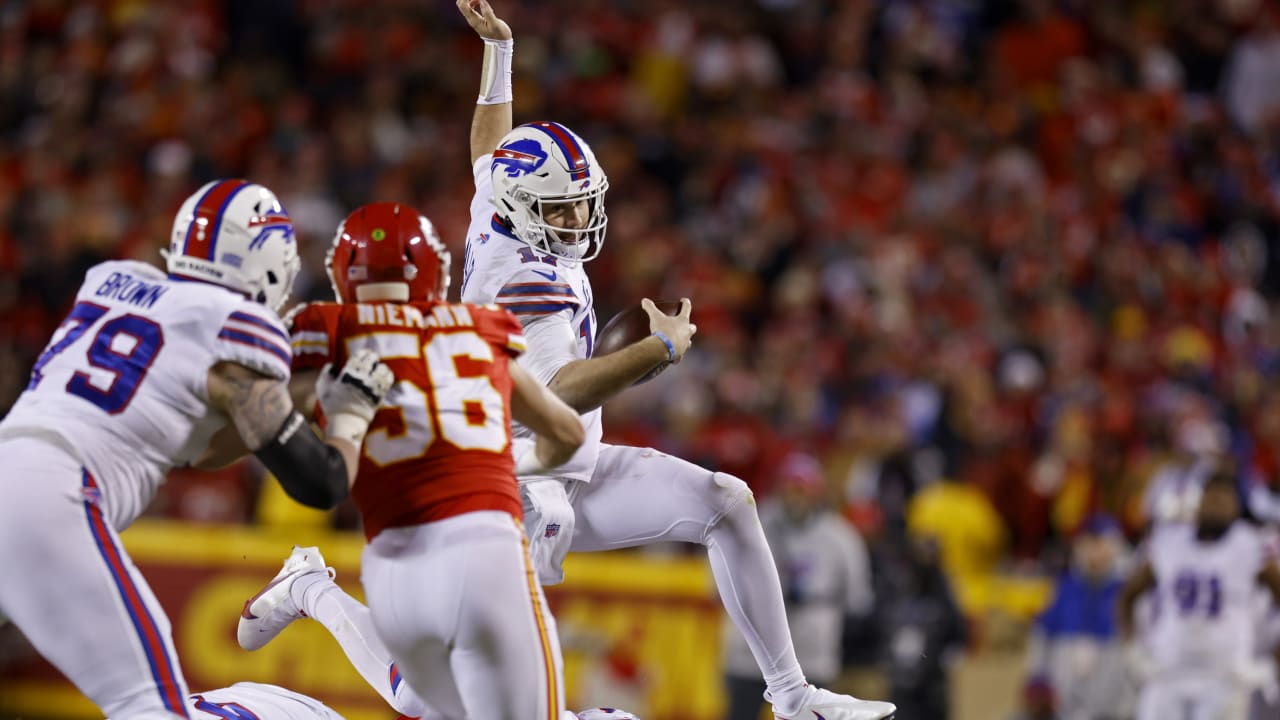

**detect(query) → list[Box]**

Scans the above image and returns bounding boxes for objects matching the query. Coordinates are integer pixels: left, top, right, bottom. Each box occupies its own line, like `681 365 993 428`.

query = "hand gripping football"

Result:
593 300 683 385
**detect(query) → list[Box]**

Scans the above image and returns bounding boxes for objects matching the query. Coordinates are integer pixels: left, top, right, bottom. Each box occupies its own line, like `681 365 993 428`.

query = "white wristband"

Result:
478 38 513 105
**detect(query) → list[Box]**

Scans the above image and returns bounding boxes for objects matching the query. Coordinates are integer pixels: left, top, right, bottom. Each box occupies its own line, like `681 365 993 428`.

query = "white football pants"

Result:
361 510 564 720
522 443 808 697
0 436 190 719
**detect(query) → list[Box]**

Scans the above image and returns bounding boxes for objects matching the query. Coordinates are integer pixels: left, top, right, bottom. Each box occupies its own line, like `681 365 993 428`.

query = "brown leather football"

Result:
593 300 684 384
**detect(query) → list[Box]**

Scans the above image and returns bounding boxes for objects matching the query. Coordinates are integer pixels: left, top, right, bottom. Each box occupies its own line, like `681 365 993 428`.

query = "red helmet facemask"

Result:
326 203 451 304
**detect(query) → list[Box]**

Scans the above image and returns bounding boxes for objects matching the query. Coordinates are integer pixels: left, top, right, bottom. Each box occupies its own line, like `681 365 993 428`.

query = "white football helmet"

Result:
490 121 609 262
166 179 300 311
577 709 639 720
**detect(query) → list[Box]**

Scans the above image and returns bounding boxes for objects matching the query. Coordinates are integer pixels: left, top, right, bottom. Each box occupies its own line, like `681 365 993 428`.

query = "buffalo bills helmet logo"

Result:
493 139 548 178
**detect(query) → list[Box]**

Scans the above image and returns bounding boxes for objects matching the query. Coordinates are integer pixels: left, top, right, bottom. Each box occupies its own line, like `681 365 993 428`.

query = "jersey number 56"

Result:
361 330 508 465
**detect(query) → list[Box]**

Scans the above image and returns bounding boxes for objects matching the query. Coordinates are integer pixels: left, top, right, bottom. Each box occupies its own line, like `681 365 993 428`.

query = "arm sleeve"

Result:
284 302 338 372
213 301 293 381
252 411 349 509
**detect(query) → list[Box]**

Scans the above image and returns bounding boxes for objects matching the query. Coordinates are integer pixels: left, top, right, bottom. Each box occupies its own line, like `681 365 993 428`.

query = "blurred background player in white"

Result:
722 453 875 720
1119 468 1280 720
184 544 639 720
281 201 585 720
454 2 894 719
0 179 392 719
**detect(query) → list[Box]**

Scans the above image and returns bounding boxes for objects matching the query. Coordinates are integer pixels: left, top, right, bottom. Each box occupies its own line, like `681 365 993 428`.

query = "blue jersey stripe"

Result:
227 310 289 343
497 284 575 297
497 300 577 314
217 328 292 366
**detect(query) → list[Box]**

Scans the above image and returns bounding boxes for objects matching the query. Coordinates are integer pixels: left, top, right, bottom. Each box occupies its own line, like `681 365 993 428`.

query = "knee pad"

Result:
709 472 755 520
521 478 576 586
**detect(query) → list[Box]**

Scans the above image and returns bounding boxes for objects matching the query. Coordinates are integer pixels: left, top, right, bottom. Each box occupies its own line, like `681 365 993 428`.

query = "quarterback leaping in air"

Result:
454 2 895 719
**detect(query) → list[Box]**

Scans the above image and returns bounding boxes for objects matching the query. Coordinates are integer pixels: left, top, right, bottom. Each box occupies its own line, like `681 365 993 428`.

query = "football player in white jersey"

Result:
165 545 638 720
1119 469 1280 720
453 2 894 719
0 179 393 720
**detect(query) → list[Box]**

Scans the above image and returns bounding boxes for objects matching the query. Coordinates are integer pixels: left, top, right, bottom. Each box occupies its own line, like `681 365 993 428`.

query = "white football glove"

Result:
317 349 394 446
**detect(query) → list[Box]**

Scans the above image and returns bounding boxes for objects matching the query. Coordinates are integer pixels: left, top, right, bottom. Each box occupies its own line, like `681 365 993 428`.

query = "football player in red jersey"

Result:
271 202 584 720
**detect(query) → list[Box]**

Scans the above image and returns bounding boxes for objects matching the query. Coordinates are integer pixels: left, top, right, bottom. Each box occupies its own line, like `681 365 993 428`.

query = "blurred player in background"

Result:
174 545 638 720
1119 469 1280 720
1025 514 1132 720
0 179 392 719
282 201 585 720
454 2 894 718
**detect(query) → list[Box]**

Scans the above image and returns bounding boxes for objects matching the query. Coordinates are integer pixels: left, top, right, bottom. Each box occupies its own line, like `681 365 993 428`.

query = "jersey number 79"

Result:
28 301 165 414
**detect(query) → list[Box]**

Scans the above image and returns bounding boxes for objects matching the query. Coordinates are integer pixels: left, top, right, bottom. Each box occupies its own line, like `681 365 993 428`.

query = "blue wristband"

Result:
652 331 676 362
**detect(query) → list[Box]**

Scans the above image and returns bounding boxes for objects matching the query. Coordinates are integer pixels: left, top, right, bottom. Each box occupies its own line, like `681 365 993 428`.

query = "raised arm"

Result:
205 351 392 508
459 0 513 164
545 298 697 413
509 361 585 472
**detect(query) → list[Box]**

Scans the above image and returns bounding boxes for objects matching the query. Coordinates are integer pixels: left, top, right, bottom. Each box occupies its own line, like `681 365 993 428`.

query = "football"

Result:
594 300 684 384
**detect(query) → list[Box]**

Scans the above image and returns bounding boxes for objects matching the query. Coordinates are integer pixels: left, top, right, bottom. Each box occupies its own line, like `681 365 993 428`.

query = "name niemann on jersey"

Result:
94 271 168 309
356 302 480 329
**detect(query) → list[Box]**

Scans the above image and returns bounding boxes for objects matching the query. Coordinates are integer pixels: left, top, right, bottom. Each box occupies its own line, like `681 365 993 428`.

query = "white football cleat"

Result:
237 545 333 651
767 686 896 720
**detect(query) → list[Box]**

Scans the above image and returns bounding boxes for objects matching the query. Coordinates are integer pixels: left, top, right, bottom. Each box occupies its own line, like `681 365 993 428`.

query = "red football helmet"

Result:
326 202 451 303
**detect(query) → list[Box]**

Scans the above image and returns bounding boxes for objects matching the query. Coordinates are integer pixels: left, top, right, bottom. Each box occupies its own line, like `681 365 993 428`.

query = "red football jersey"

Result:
288 301 527 539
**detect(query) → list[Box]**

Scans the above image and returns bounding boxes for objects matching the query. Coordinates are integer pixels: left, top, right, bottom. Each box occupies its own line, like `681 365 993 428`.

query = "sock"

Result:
290 574 428 718
704 498 808 709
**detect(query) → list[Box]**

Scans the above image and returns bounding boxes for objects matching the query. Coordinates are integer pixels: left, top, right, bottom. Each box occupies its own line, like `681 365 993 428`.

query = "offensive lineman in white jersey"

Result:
1119 469 1280 720
0 179 393 720
453 2 894 718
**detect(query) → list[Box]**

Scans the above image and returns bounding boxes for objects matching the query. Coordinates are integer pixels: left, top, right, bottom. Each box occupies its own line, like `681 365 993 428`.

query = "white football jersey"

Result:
0 260 292 529
1145 521 1270 679
185 683 342 720
460 155 603 482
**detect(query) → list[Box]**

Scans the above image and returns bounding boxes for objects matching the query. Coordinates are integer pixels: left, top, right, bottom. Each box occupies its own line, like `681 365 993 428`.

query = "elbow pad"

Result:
253 412 350 509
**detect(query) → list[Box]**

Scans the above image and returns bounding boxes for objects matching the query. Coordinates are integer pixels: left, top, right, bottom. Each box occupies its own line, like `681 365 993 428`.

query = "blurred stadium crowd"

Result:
5 0 1280 715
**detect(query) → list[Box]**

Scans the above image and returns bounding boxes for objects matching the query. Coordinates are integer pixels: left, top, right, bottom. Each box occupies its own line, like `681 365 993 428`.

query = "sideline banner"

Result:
0 520 726 720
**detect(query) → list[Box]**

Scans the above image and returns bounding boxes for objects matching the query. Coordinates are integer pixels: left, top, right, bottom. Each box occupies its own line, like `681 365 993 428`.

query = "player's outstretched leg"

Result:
0 442 190 719
237 546 428 718
568 445 896 720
